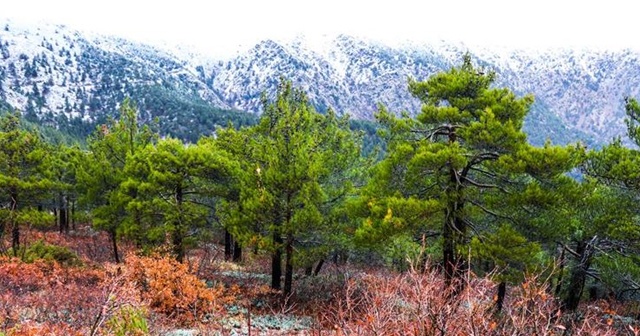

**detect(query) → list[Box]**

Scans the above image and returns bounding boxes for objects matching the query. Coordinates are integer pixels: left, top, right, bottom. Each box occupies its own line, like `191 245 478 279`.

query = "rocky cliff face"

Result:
2 18 639 146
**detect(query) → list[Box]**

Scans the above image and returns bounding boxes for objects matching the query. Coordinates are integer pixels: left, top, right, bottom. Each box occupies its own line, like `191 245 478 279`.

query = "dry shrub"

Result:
0 257 106 333
87 262 146 336
123 254 234 325
4 321 83 336
326 265 636 335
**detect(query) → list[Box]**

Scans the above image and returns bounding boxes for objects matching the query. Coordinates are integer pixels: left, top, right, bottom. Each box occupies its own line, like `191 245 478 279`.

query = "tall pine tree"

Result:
220 79 361 296
0 112 54 255
359 55 578 289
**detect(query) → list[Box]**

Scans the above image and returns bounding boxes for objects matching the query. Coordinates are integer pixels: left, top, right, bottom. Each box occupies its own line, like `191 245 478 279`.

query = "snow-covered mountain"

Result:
1 18 639 146
204 34 640 146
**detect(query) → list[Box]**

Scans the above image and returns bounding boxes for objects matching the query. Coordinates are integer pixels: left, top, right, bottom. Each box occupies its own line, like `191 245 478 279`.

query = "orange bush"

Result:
124 254 233 324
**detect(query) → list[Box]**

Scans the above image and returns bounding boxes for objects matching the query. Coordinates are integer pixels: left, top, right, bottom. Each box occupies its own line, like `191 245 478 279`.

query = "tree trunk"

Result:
443 128 467 290
443 215 456 286
495 281 507 313
11 225 19 257
59 193 68 234
65 197 70 232
173 229 185 263
589 286 598 301
271 230 283 290
10 188 18 256
224 229 232 261
173 185 185 263
563 239 595 311
284 236 294 297
554 246 566 297
313 258 325 276
233 240 242 262
110 228 120 263
71 201 76 231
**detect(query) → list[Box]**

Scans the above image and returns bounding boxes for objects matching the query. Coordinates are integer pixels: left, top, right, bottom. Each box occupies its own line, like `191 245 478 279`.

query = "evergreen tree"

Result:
219 79 361 296
49 144 83 233
359 55 578 289
579 97 640 308
0 112 54 255
77 99 155 263
123 137 239 262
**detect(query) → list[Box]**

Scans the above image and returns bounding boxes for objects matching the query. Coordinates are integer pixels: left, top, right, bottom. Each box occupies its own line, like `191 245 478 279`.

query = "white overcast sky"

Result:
2 0 639 56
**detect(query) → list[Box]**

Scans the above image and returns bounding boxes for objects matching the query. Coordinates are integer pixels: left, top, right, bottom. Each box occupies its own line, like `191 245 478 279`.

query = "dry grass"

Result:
1 227 638 335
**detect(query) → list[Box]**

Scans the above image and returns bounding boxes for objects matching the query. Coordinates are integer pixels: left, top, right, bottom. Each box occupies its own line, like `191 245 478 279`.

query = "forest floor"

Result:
0 225 639 335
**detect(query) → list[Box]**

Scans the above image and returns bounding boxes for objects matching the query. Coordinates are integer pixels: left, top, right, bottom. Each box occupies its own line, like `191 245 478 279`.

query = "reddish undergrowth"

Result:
323 266 640 335
1 227 639 335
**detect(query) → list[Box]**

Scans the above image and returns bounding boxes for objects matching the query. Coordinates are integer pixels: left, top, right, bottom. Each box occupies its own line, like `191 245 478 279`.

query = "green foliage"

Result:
123 137 239 261
133 85 256 143
218 79 363 293
579 96 640 303
20 240 82 266
105 306 149 336
624 97 640 147
382 233 424 272
470 224 547 283
0 111 57 254
77 99 156 262
595 254 640 299
359 55 580 284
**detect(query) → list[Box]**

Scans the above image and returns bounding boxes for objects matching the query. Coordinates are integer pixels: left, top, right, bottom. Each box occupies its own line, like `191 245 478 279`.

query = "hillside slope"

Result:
1 19 639 146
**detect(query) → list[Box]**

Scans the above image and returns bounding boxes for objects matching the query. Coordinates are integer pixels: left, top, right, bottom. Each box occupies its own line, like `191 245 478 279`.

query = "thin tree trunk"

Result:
313 258 325 276
173 229 185 263
443 215 455 287
173 185 185 263
589 286 598 301
443 127 467 291
10 188 18 256
65 196 70 232
59 193 68 234
271 236 282 290
71 201 76 231
284 236 294 297
563 239 595 311
110 228 120 263
224 229 232 261
233 240 242 262
11 225 19 257
554 246 566 297
495 281 507 312
271 209 283 290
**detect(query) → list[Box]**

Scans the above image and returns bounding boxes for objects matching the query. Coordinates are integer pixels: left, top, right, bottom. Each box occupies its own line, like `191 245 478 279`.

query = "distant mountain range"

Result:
1 18 640 146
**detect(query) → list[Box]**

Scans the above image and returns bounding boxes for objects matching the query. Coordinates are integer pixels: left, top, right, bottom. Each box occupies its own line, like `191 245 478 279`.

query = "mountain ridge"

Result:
1 18 638 146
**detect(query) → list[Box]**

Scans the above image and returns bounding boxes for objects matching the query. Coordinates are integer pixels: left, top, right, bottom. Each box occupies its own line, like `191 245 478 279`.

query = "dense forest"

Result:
1 57 640 335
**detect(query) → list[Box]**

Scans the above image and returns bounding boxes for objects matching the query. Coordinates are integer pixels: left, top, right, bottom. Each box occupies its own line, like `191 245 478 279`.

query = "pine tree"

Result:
219 79 361 296
49 144 83 233
578 97 640 308
77 99 155 263
123 137 239 262
359 55 579 289
0 112 54 255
